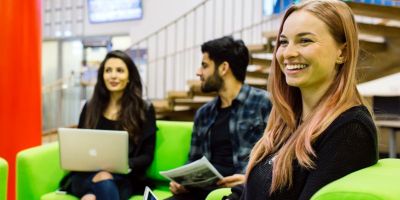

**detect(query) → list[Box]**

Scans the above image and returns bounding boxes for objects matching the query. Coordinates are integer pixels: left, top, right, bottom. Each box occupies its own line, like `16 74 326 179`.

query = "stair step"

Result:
155 106 195 121
250 57 272 67
152 100 172 112
247 71 269 79
247 65 270 79
360 39 387 53
346 2 400 21
358 23 400 38
245 77 268 90
167 91 192 100
358 65 400 83
247 44 269 53
172 97 214 109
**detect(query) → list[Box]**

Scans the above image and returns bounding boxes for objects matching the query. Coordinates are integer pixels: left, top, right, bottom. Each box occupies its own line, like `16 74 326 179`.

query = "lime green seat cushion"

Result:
41 192 78 200
311 159 400 200
206 188 231 200
146 120 193 181
0 157 8 200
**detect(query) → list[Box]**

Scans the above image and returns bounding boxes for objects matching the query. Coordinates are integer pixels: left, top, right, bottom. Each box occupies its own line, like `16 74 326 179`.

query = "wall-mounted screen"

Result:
88 0 143 23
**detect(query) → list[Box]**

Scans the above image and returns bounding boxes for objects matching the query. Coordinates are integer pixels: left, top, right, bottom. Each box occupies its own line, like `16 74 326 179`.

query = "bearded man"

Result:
166 36 272 200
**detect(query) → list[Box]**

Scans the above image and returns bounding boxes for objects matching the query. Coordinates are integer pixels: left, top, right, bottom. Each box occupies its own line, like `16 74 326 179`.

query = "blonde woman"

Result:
227 0 378 199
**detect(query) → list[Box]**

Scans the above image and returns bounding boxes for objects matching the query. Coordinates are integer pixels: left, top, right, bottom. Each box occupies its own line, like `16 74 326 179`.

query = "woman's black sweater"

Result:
230 106 378 200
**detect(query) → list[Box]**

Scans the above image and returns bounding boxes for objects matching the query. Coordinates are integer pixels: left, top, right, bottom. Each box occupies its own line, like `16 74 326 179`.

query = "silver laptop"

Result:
58 128 130 174
143 186 158 200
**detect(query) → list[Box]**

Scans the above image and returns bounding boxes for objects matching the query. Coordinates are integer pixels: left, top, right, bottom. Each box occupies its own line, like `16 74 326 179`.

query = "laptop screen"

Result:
143 186 158 200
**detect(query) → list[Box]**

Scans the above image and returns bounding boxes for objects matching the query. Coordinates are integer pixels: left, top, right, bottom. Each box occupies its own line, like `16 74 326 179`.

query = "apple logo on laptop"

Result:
89 148 97 157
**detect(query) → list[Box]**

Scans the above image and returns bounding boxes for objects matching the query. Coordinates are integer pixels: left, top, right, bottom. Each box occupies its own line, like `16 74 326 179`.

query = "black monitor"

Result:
373 96 400 120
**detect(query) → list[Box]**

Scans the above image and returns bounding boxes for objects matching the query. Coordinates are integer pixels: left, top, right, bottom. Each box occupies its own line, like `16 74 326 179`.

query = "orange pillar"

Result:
0 0 42 199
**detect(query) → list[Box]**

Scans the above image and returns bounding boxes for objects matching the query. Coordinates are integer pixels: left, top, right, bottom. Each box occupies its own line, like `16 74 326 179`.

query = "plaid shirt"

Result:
189 84 272 173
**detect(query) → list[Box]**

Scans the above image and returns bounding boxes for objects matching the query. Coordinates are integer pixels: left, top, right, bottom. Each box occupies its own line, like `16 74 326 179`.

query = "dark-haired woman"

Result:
60 50 156 200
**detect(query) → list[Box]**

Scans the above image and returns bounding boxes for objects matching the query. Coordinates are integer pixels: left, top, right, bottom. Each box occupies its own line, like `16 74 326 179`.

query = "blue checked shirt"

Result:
189 84 272 173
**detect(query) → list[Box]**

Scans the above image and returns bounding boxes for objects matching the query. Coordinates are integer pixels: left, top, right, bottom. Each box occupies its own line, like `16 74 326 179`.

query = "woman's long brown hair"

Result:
84 50 146 143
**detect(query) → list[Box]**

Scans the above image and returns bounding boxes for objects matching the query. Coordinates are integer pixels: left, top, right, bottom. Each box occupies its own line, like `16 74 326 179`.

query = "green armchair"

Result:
206 159 400 200
16 120 193 200
0 157 8 200
311 158 400 200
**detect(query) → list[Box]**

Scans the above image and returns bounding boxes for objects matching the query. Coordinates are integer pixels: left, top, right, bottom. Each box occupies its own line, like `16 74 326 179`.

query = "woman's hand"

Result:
169 181 189 194
217 174 245 187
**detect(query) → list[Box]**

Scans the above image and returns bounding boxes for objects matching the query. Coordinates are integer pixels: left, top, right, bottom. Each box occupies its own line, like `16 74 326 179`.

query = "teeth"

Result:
286 64 307 70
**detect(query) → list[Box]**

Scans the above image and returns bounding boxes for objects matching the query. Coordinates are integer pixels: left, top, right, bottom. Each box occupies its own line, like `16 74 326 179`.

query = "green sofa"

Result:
311 158 400 200
0 157 8 200
206 159 400 200
16 120 193 200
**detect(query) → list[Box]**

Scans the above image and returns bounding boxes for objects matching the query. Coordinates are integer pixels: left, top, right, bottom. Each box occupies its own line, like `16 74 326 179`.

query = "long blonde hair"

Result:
247 0 366 194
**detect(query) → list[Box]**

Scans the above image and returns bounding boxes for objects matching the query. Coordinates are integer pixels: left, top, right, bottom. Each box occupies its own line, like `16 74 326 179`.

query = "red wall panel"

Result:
0 0 42 199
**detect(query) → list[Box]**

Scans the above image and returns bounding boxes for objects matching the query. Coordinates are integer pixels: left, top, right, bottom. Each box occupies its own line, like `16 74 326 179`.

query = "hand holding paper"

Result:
217 174 245 187
160 156 223 189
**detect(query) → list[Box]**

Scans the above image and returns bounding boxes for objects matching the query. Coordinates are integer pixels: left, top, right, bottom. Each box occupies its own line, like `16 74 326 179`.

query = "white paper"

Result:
159 156 224 189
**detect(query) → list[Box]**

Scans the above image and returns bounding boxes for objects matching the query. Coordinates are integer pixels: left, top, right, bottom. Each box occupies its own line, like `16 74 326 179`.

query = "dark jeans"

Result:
92 179 120 200
69 172 134 200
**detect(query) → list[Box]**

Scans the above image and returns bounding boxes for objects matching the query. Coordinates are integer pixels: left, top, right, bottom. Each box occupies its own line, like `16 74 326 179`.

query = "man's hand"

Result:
217 174 245 188
169 181 189 194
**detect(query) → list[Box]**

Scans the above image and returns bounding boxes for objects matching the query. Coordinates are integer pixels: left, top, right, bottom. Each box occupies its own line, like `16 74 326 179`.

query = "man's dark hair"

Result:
201 36 249 83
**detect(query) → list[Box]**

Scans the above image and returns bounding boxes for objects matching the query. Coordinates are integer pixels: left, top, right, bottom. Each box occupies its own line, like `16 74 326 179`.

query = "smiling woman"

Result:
225 0 378 200
276 10 343 100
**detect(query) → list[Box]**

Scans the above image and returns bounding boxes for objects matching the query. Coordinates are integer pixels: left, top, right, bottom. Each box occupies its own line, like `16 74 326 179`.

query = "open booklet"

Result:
160 156 223 189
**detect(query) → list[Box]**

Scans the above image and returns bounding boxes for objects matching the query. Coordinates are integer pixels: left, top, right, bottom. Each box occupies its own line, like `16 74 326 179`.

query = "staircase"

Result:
149 1 400 120
347 2 400 82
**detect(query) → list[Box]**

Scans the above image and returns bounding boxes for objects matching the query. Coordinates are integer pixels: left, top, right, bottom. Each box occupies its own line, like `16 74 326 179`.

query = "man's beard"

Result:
201 72 223 93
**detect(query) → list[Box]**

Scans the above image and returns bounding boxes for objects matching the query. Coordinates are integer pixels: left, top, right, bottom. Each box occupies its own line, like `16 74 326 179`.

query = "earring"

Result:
336 58 344 64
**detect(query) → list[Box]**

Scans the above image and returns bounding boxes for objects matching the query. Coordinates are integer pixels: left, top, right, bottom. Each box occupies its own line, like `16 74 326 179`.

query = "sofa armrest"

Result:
0 157 8 200
206 188 232 200
16 142 68 200
311 159 400 200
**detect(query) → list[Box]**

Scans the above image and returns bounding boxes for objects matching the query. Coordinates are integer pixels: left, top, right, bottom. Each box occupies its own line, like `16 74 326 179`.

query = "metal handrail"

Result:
126 0 287 99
